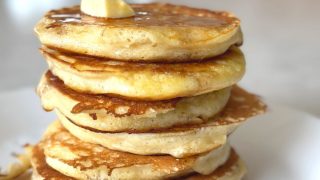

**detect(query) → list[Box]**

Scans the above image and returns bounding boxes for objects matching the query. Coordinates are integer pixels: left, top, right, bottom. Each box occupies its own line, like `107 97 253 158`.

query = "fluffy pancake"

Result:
58 86 266 158
184 153 246 180
30 139 246 180
41 46 245 100
35 3 242 62
32 121 233 180
38 71 231 132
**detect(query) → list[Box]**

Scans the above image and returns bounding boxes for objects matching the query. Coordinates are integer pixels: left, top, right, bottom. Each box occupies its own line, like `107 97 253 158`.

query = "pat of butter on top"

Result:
81 0 135 18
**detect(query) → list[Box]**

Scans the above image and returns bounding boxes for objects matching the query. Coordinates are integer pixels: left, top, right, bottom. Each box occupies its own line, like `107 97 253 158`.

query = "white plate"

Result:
0 88 320 180
230 103 320 180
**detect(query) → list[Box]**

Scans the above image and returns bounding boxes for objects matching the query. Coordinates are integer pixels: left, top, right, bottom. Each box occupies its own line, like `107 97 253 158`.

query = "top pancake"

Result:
35 3 243 62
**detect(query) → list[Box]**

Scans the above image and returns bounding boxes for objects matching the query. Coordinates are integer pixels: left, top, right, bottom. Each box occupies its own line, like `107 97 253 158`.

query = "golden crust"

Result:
35 3 242 62
42 46 245 100
61 86 266 133
185 150 246 180
57 86 266 157
30 144 72 180
37 71 231 132
59 112 234 158
42 71 180 116
30 140 245 180
31 121 232 180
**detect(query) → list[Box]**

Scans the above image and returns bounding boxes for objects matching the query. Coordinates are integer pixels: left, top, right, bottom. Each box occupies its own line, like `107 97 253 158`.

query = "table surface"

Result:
0 0 319 117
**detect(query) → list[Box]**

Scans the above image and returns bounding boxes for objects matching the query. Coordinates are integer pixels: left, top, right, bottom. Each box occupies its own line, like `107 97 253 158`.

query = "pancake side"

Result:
30 142 245 180
58 86 266 158
185 150 246 180
42 46 245 100
38 71 231 132
35 3 242 62
30 145 73 180
59 112 235 158
37 121 231 180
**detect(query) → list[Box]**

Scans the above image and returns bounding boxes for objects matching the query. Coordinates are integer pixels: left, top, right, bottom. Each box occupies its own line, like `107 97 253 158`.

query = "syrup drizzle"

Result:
45 4 239 28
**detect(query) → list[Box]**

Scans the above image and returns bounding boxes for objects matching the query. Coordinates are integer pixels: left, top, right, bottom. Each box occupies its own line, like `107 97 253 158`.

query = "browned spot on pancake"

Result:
32 139 239 179
31 145 74 180
43 123 196 174
89 113 97 120
64 85 266 134
212 85 267 125
45 71 179 117
46 3 239 29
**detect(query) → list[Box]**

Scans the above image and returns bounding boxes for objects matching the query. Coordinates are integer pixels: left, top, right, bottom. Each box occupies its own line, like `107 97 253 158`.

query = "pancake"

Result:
34 3 243 62
30 139 246 180
38 71 231 132
41 46 245 100
32 121 234 180
184 153 246 180
58 86 266 158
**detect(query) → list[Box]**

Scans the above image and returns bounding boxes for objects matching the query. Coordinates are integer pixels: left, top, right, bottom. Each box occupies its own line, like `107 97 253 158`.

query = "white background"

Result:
0 0 319 117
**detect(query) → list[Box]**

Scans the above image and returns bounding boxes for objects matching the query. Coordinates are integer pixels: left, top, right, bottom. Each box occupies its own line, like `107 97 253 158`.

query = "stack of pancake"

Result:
31 3 266 180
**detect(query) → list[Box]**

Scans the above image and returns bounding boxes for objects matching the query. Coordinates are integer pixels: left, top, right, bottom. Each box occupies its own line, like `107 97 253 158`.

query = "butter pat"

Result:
81 0 135 18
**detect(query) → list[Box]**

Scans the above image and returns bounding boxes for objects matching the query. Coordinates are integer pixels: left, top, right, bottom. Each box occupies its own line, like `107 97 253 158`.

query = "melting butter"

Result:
81 0 135 18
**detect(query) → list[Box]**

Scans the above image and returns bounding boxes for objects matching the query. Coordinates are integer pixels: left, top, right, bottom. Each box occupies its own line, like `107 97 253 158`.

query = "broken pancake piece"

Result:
38 71 231 132
58 86 266 158
35 3 242 62
42 46 245 100
0 146 32 180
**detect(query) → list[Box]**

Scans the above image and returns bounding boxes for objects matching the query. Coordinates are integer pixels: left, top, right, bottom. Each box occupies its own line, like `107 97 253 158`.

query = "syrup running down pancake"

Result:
35 3 243 62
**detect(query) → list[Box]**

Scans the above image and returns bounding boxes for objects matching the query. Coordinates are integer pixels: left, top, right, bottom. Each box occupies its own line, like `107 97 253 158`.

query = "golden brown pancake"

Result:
42 46 245 100
35 3 242 62
184 151 246 180
38 71 231 132
58 86 266 158
31 121 235 180
30 143 245 180
30 144 74 180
